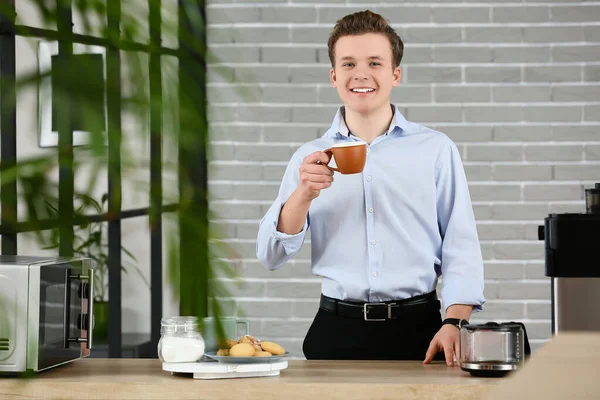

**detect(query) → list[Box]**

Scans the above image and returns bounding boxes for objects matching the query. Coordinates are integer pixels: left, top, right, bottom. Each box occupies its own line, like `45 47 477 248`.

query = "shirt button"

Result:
370 240 376 245
366 176 372 182
368 208 374 213
366 147 371 153
372 271 377 277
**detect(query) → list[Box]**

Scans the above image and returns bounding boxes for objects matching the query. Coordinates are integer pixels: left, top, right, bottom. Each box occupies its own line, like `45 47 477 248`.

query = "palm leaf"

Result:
0 0 243 360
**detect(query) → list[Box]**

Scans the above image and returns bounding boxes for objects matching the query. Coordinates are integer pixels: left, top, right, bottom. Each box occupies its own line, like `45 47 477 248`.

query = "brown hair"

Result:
327 10 404 69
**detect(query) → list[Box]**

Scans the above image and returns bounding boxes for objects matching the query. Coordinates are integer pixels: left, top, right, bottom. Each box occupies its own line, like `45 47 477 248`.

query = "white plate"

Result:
204 351 290 364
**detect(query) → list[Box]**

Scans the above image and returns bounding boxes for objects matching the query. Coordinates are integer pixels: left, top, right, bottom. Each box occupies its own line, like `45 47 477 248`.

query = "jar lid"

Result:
463 322 523 333
160 316 199 334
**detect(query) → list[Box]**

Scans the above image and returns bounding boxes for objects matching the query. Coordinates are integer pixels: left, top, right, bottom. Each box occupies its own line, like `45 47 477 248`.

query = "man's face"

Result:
330 33 401 116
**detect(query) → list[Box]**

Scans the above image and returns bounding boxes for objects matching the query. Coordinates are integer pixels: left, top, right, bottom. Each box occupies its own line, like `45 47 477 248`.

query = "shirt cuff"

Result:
440 278 486 314
270 211 309 256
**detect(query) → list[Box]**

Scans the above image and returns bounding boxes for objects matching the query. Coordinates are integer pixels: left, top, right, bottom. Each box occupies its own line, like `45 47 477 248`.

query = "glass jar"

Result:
157 316 205 363
460 322 529 377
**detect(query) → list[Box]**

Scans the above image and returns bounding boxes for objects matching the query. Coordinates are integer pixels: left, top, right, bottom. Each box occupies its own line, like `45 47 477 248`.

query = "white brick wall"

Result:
206 1 600 358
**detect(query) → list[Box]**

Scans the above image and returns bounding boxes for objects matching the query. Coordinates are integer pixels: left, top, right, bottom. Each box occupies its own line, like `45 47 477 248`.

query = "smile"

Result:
351 88 375 93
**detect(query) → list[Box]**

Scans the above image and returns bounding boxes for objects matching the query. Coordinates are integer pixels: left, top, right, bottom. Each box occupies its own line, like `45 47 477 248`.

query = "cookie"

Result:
225 339 238 349
216 348 230 356
229 343 255 357
239 335 256 345
260 341 285 355
254 350 272 357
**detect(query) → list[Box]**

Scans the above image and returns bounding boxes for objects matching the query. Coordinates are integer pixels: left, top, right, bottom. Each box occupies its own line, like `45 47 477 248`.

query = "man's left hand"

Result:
423 324 460 367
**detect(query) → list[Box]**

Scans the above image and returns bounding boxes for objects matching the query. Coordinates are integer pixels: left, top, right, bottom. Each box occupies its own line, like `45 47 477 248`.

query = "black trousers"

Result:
302 297 445 361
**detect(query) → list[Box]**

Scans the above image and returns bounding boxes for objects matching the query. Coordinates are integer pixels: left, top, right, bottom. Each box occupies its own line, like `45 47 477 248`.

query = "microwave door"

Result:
64 268 94 355
36 264 84 371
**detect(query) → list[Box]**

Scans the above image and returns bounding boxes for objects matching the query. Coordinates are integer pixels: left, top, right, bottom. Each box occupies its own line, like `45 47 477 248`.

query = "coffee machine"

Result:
538 183 600 334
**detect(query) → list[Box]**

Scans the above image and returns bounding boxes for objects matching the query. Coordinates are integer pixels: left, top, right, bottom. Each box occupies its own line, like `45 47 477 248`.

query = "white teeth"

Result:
352 88 374 93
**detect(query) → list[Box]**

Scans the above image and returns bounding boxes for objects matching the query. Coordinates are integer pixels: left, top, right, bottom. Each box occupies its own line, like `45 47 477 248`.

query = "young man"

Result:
256 10 485 366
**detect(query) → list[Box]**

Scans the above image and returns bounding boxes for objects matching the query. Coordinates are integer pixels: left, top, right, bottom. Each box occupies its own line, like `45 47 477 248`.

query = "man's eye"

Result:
342 63 354 67
370 62 381 66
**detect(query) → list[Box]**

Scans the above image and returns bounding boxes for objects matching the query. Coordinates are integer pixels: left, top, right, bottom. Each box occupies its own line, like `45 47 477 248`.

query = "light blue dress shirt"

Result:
256 105 485 312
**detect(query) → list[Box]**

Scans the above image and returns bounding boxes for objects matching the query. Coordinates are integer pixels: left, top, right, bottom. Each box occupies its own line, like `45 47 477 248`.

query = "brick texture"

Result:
206 2 600 358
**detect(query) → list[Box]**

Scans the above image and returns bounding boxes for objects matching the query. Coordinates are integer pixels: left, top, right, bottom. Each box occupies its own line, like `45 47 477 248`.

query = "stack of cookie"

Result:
216 335 285 357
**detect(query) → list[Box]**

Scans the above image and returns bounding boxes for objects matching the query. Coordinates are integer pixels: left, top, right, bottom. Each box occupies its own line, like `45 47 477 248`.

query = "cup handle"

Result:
322 148 339 172
236 320 250 338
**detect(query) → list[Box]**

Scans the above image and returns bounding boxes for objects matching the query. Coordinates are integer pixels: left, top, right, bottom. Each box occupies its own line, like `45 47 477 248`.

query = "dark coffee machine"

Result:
538 183 600 334
586 183 600 215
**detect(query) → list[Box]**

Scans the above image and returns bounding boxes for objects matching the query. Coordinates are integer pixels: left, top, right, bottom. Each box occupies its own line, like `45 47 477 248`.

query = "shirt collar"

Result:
325 104 411 139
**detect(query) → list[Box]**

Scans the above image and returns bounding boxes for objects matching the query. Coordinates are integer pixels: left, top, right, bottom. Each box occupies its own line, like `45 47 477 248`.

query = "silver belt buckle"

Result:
363 303 390 321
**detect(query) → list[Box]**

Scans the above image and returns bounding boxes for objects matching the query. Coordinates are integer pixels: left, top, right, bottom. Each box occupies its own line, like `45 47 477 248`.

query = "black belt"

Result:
319 291 440 321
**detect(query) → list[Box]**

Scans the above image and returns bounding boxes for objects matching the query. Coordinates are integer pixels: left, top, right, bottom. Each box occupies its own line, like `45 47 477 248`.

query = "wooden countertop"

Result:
2 332 598 400
483 332 600 400
0 358 496 400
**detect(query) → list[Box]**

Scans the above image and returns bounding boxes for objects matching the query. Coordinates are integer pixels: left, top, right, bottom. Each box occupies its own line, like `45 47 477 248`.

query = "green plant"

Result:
42 193 149 302
0 0 245 351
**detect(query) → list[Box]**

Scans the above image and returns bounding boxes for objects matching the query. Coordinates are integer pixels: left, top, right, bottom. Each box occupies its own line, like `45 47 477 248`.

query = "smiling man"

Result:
256 10 485 365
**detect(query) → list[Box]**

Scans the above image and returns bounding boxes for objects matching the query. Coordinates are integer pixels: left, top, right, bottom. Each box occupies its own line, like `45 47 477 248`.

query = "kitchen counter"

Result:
0 358 496 400
483 332 600 400
2 332 598 400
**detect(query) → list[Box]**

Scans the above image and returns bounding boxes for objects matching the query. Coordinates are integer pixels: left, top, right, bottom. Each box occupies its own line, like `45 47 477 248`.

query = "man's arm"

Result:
424 138 485 367
277 189 312 235
435 138 485 313
256 156 309 271
277 151 334 234
256 151 333 270
445 304 473 320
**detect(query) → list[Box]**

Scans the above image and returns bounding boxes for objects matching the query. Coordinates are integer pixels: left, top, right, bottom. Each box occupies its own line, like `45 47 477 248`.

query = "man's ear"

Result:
330 68 337 88
392 67 402 87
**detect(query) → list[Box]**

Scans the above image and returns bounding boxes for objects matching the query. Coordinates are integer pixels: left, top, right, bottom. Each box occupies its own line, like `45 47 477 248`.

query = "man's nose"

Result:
353 71 369 80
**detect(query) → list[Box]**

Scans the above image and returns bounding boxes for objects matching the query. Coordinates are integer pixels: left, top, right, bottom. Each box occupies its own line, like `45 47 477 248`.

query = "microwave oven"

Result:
0 255 94 373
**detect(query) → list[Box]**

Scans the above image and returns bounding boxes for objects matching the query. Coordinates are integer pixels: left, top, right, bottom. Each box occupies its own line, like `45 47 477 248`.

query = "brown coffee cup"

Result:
323 142 367 174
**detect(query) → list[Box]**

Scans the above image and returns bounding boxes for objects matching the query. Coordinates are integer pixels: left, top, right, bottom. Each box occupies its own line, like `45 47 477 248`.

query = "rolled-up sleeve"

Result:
256 155 309 271
435 139 485 312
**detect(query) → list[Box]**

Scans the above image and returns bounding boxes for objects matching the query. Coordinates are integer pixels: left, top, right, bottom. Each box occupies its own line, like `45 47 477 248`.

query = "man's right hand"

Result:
297 151 335 201
276 151 334 235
